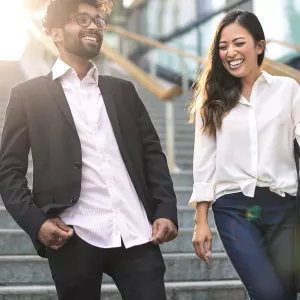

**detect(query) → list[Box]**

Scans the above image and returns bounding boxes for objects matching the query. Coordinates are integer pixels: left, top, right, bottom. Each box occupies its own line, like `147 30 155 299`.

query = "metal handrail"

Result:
107 24 300 85
101 41 182 100
107 25 204 63
267 39 300 52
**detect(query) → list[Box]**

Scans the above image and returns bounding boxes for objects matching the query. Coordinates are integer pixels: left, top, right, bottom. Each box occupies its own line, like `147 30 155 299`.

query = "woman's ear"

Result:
257 40 266 55
50 28 63 44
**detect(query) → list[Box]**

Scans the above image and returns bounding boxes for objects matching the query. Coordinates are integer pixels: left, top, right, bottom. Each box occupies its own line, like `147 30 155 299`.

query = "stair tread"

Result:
0 280 244 292
0 252 226 260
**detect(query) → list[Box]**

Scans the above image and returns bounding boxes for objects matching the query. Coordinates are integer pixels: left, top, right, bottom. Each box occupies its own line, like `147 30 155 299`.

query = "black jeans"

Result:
213 187 297 300
47 233 166 300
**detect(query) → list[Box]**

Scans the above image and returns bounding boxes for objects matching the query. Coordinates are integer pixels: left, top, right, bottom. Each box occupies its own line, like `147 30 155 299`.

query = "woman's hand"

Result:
192 223 212 263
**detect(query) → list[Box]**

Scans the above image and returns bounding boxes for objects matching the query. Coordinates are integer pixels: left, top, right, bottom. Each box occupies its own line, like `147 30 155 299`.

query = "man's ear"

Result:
257 40 266 55
50 28 63 44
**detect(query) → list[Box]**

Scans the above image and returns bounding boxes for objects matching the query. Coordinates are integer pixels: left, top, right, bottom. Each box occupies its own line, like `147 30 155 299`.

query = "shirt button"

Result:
74 162 81 169
71 197 78 204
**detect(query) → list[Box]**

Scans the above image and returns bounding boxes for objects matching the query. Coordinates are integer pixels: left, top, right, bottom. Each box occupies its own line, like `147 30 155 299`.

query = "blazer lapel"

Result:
44 72 77 133
99 76 138 174
98 76 126 151
99 76 148 204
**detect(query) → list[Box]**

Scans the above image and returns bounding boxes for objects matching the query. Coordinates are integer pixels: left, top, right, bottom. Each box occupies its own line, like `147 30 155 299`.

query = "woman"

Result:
189 10 300 300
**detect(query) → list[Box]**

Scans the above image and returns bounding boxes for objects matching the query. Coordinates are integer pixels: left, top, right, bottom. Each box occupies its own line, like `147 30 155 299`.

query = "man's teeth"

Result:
83 36 97 42
229 59 244 67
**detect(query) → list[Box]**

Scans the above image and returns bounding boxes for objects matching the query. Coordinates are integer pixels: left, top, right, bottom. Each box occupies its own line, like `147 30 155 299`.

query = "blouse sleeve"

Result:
189 97 216 206
291 80 300 146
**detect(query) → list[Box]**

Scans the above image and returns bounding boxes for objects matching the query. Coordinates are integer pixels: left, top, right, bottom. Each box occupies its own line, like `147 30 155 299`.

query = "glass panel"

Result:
154 0 228 78
253 0 300 61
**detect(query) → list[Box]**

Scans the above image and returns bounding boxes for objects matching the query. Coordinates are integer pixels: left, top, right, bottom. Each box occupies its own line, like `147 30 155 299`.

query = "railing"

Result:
264 58 300 84
101 41 182 99
107 24 300 85
267 39 300 52
107 24 204 92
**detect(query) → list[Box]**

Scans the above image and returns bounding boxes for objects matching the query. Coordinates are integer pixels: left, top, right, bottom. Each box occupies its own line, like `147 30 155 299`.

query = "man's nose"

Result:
87 20 98 30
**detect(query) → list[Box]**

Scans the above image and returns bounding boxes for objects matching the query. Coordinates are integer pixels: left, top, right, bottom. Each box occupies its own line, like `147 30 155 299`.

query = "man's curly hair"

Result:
42 0 113 36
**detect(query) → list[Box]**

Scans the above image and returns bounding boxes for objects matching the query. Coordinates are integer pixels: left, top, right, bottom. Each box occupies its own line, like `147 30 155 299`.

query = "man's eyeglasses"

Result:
71 13 107 31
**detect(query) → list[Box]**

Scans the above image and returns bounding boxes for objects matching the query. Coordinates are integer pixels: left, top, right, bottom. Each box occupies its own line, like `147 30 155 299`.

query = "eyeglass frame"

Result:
70 13 107 31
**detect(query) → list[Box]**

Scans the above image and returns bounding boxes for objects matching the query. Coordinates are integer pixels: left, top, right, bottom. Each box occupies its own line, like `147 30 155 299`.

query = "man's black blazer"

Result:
0 74 178 257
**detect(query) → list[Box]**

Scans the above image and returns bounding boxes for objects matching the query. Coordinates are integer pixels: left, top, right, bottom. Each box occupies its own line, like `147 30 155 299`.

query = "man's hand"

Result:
37 218 74 250
151 218 178 245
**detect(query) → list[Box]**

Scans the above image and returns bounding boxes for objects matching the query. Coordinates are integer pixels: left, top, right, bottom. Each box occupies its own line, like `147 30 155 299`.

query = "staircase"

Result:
0 60 253 299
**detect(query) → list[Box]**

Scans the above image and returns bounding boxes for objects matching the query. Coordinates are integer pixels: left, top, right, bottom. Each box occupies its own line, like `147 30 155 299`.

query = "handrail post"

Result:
149 50 158 78
122 37 130 58
165 98 176 173
181 58 189 93
117 35 123 56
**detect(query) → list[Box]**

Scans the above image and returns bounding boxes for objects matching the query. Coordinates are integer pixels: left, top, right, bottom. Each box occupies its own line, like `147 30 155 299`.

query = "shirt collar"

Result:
259 70 273 85
52 58 99 85
238 71 272 105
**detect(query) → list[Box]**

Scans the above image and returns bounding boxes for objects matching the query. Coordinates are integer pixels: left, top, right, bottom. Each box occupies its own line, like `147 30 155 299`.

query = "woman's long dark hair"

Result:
189 10 265 135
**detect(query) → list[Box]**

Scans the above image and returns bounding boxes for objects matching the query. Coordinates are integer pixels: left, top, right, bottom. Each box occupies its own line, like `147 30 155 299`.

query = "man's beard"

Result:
62 29 102 60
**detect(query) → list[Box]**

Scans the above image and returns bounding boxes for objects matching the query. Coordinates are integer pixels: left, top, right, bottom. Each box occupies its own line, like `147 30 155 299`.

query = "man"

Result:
0 1 178 299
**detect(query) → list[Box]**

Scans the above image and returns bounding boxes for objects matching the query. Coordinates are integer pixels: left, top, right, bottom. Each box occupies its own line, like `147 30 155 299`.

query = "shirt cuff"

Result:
188 182 215 206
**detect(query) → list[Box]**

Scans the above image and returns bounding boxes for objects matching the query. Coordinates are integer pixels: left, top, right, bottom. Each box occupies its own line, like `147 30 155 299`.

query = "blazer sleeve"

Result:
189 97 216 206
0 86 47 243
127 82 178 228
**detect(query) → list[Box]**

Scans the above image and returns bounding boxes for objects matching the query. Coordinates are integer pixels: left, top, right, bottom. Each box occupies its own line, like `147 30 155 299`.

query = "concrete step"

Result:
163 253 238 282
161 145 194 156
147 105 190 112
0 253 237 285
171 171 193 186
147 107 189 113
174 159 193 170
0 281 249 299
144 124 192 137
149 116 190 124
173 149 194 161
160 138 195 148
174 186 193 205
177 207 216 228
0 228 222 255
161 228 222 253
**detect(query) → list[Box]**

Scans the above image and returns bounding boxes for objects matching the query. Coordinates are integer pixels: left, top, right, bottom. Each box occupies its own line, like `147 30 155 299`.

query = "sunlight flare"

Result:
0 0 28 61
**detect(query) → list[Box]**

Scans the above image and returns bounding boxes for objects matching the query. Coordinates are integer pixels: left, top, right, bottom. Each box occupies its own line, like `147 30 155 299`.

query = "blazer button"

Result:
71 197 78 204
74 162 81 170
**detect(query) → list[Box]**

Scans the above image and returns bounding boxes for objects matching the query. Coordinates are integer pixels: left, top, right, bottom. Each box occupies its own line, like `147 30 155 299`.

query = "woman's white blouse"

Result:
189 71 300 206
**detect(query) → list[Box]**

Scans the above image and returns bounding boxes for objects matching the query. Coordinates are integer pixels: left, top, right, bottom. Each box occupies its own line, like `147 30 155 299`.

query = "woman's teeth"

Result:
229 59 244 69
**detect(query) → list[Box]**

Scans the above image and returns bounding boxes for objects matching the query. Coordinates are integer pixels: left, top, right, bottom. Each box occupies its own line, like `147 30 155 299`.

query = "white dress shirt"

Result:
189 71 300 205
52 58 152 248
